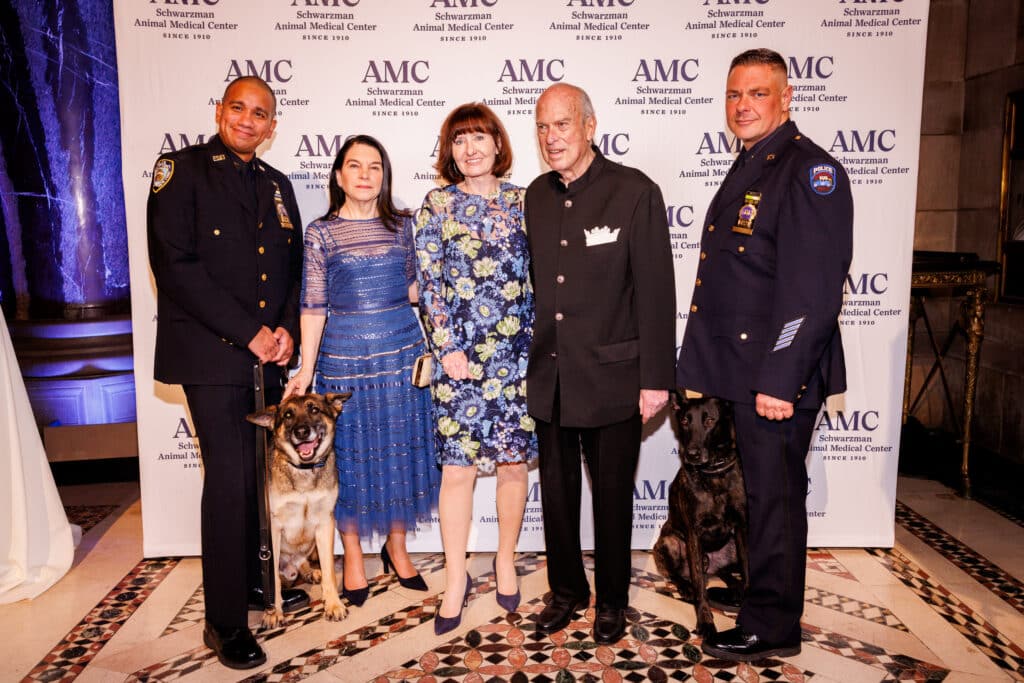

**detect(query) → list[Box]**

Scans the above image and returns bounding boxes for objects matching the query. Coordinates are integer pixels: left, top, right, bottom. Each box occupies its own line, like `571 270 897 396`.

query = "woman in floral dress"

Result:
415 103 537 634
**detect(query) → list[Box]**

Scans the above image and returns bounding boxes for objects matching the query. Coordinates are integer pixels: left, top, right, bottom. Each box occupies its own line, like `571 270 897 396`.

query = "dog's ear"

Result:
326 392 353 412
245 405 278 428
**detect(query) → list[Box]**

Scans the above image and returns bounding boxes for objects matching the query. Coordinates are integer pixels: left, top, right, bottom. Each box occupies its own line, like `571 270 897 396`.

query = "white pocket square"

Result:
584 225 621 246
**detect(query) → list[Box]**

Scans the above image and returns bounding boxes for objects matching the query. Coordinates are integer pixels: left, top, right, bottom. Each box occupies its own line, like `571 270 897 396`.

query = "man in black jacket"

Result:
677 49 854 662
147 76 304 669
526 83 676 645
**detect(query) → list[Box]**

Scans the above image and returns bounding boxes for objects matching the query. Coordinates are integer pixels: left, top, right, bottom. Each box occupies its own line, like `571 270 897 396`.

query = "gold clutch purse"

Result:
411 353 432 388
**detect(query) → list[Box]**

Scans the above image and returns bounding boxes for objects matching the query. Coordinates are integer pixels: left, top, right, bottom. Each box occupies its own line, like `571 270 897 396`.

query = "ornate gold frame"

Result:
997 90 1024 303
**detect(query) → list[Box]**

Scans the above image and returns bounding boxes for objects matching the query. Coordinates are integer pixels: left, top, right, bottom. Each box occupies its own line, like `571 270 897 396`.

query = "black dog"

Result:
653 394 748 637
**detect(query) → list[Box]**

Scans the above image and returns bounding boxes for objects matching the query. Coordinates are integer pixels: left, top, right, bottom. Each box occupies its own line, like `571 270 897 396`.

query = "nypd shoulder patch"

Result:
809 164 837 196
152 159 175 193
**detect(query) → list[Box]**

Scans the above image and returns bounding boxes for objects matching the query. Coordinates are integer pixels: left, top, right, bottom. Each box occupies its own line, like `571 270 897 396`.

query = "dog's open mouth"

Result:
294 436 321 461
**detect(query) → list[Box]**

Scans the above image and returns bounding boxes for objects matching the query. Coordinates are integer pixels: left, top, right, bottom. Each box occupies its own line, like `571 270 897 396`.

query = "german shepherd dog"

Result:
247 392 351 629
653 394 748 637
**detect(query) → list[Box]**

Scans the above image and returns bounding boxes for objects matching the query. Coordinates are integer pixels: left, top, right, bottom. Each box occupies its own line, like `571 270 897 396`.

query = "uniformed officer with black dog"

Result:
147 76 305 670
676 49 853 661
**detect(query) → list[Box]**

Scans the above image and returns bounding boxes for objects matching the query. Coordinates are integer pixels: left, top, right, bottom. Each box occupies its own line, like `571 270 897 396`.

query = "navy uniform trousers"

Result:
733 404 817 643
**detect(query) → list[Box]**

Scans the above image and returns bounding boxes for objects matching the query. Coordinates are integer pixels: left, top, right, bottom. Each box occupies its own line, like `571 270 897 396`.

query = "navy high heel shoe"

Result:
381 541 428 591
434 572 472 636
341 584 369 607
493 557 520 612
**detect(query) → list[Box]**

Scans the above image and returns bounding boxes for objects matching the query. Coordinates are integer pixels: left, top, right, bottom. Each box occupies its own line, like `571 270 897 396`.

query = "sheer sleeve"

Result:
414 189 462 357
401 214 416 286
300 220 329 312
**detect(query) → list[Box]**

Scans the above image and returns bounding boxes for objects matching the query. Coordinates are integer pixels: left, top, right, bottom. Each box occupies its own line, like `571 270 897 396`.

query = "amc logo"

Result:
363 60 430 84
830 130 896 153
816 410 880 432
704 0 769 4
497 59 565 83
787 56 834 80
596 133 630 157
172 418 196 438
225 59 292 83
695 131 741 155
666 205 695 228
844 273 888 295
295 134 345 157
567 0 635 6
151 0 218 4
633 479 668 501
159 133 208 154
632 59 699 83
431 0 497 6
292 0 359 5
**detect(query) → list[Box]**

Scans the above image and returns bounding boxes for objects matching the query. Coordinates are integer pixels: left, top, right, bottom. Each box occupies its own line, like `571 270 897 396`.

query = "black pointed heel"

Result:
381 541 428 591
434 572 472 636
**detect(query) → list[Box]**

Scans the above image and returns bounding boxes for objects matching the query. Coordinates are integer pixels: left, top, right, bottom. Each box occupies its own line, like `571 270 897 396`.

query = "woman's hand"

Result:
440 351 470 381
283 369 313 400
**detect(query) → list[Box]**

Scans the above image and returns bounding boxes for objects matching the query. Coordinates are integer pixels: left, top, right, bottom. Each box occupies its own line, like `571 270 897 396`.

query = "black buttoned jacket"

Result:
147 134 303 387
525 149 676 428
677 121 853 408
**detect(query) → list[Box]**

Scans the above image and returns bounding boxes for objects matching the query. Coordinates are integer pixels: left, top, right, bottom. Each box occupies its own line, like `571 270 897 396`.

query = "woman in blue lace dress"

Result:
415 103 537 634
284 135 439 606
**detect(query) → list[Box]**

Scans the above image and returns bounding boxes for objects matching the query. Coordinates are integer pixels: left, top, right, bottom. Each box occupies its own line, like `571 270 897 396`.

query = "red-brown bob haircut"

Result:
434 102 513 184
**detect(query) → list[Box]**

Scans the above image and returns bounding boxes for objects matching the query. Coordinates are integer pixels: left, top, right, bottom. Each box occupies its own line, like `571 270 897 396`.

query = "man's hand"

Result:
441 351 470 380
247 326 279 363
755 393 794 421
271 327 294 366
639 389 668 424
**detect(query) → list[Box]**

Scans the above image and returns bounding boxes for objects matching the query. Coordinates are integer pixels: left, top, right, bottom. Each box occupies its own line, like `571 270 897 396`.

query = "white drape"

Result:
0 316 74 603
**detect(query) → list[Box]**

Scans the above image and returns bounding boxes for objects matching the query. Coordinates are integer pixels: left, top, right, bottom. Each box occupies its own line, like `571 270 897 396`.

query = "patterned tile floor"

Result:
4 477 1023 682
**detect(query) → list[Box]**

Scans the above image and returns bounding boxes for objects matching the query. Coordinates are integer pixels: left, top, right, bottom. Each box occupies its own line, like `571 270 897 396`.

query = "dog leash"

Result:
253 361 275 613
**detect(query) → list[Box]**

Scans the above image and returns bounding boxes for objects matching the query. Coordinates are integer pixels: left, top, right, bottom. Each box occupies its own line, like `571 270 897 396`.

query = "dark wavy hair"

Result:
320 134 410 229
434 102 513 184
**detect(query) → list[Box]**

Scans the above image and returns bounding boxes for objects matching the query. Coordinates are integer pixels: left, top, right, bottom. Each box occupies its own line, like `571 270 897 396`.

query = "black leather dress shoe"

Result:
701 625 801 662
535 595 590 634
592 606 626 644
203 622 266 670
707 586 741 614
247 586 310 613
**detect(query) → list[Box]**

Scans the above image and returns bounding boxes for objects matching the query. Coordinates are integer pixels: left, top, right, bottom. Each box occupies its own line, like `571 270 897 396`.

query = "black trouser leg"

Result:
733 404 816 643
537 413 590 603
184 384 263 629
580 414 641 609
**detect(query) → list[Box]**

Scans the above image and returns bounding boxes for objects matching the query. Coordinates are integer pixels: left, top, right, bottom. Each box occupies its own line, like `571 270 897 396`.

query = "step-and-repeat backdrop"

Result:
113 1 929 557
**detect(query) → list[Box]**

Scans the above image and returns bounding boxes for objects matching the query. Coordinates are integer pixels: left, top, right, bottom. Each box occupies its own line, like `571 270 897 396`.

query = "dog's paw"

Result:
323 598 347 622
261 607 285 630
303 568 322 585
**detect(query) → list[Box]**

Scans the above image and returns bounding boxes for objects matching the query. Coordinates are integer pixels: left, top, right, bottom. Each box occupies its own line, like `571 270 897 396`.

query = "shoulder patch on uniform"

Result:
809 164 837 196
151 159 174 193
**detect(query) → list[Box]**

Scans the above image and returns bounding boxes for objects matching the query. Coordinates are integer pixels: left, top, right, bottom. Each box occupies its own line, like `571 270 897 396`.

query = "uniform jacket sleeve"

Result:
277 177 304 341
753 158 853 402
146 154 264 349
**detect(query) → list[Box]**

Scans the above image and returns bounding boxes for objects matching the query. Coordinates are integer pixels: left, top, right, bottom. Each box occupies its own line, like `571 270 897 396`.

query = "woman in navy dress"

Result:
285 135 439 605
415 104 537 634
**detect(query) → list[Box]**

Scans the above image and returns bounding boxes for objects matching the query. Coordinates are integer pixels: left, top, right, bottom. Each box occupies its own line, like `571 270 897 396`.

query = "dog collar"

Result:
687 457 738 476
292 460 327 470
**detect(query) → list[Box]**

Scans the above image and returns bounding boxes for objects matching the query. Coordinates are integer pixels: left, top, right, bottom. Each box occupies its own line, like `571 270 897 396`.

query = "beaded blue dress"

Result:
414 184 537 472
301 214 439 536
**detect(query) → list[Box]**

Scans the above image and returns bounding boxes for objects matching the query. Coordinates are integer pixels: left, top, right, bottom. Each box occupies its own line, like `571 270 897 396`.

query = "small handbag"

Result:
411 352 432 388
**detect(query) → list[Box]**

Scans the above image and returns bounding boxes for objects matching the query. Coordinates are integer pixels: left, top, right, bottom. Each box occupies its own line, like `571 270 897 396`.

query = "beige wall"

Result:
912 0 1024 461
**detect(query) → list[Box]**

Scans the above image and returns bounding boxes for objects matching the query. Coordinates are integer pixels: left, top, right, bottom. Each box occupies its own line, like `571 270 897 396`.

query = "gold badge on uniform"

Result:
271 181 294 229
212 154 226 162
151 159 174 193
732 191 761 235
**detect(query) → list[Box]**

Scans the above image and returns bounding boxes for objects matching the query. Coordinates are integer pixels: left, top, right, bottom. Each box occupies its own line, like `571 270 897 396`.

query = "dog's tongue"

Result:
297 440 317 458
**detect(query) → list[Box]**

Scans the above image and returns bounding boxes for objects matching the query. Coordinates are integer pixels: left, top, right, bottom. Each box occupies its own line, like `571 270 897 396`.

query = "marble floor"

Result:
4 476 1023 682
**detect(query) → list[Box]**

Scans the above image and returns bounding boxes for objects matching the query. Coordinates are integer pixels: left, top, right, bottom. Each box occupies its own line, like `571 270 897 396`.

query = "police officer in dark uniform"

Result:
676 49 853 661
147 76 305 669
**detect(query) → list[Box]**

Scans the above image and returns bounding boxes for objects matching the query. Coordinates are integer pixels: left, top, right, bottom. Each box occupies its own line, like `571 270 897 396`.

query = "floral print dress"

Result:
414 183 537 472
